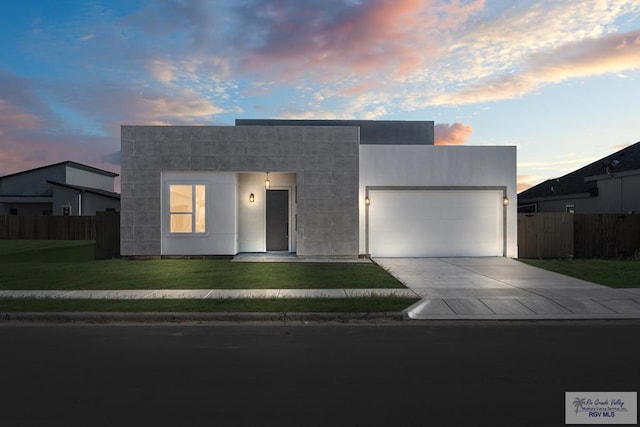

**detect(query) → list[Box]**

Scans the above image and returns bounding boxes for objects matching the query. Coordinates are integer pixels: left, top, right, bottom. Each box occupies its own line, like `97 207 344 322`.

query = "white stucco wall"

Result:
160 171 297 255
66 166 114 192
238 173 266 252
161 172 237 255
359 145 517 257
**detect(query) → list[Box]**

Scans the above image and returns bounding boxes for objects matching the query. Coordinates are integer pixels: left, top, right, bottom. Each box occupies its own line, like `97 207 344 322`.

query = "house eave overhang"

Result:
47 180 121 199
585 168 640 182
65 162 119 178
518 192 593 204
1 161 118 179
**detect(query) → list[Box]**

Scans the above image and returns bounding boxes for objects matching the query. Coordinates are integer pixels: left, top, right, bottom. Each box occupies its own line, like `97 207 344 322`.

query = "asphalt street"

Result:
1 321 638 426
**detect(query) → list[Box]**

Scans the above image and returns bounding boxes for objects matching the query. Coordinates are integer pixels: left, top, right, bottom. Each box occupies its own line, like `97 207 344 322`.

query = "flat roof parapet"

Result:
235 119 434 145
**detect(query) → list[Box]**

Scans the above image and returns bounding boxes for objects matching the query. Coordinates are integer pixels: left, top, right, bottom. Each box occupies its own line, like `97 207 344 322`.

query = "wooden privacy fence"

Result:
518 213 640 258
518 213 573 259
0 215 96 240
0 213 121 259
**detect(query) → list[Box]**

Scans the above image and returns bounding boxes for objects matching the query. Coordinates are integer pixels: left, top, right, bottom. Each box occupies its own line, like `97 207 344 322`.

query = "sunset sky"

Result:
1 0 639 192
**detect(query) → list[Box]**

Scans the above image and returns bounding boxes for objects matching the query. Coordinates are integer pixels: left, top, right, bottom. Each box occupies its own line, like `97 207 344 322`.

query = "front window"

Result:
169 184 206 233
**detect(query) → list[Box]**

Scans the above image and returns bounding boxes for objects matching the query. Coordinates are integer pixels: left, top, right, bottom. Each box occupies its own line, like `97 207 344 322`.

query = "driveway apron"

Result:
374 258 640 320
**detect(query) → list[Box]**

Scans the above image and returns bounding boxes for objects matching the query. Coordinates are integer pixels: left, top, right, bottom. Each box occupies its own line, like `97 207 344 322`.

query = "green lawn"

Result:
0 240 405 290
518 258 640 288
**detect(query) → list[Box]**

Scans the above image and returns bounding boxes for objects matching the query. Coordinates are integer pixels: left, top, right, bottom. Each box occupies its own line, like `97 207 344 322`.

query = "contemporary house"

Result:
518 141 640 214
120 120 517 258
0 161 120 216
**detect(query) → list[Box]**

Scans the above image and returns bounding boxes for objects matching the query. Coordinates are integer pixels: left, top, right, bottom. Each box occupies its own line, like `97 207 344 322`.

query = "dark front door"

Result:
266 190 289 251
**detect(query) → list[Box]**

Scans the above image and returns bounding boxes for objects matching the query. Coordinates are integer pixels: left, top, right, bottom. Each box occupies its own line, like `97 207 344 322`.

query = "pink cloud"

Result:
0 72 120 181
611 142 634 151
338 80 382 97
239 0 484 80
517 175 548 193
0 100 43 130
517 181 533 193
138 89 224 121
434 122 473 145
431 29 640 105
0 130 119 180
0 65 227 187
532 29 640 79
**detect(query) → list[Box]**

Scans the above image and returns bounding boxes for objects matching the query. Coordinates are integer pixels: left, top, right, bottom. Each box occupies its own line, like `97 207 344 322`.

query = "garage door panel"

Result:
369 190 503 257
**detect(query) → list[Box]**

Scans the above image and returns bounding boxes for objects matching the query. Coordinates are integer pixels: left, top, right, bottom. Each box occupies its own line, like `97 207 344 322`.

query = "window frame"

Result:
167 182 207 235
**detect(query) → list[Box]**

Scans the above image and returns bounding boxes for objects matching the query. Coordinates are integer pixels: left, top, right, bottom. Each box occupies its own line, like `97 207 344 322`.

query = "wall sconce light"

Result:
503 196 509 206
265 172 270 189
365 196 370 206
249 193 255 203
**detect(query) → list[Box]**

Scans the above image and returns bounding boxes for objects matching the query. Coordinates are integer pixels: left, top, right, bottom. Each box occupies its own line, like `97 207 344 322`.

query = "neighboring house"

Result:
0 161 120 216
121 120 517 258
518 141 640 214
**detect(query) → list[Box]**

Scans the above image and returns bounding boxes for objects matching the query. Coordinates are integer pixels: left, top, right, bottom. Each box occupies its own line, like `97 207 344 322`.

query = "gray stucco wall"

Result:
120 125 360 256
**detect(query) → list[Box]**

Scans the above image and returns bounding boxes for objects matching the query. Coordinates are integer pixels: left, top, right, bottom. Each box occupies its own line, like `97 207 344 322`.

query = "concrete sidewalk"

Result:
2 257 639 321
375 258 640 320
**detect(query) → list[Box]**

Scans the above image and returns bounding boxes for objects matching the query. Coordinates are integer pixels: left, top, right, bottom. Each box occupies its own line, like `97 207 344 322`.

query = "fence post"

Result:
95 212 121 259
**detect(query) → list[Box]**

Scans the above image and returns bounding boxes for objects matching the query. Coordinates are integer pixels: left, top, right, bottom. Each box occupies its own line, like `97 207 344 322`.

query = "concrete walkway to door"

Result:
374 258 640 320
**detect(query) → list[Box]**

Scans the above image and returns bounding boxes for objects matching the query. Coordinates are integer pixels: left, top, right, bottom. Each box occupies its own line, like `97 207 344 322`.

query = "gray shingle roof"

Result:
0 161 118 179
519 141 640 201
47 181 120 199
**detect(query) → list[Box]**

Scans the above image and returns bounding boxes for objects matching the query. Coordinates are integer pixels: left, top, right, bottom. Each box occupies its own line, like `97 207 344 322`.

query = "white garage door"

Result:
369 189 504 257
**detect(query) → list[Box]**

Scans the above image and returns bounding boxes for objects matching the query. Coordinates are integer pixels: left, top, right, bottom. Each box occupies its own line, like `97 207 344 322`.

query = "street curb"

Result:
0 311 405 323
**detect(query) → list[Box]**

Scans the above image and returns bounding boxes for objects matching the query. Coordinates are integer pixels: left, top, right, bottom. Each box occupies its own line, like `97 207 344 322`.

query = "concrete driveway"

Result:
374 257 640 320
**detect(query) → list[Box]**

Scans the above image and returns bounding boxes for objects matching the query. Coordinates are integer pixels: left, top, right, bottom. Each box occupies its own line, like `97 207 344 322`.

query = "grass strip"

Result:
518 258 640 288
0 241 405 290
0 297 419 313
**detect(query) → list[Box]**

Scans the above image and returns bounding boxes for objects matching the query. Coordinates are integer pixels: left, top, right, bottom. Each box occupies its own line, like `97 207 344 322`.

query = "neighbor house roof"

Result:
519 141 640 201
47 181 121 199
0 161 119 179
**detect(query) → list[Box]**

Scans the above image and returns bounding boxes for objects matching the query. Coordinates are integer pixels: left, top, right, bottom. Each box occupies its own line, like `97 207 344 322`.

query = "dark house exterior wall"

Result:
51 185 121 216
0 161 119 216
236 119 434 145
1 164 66 196
519 172 640 214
